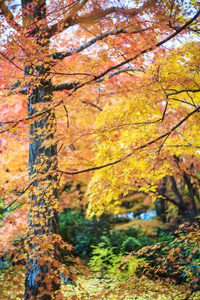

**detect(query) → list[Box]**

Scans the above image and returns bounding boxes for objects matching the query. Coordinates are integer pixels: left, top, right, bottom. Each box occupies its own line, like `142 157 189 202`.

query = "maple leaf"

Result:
0 1 200 299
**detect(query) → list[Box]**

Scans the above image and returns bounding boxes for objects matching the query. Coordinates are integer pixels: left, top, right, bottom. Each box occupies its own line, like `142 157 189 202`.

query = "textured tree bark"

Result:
24 76 60 300
21 0 61 299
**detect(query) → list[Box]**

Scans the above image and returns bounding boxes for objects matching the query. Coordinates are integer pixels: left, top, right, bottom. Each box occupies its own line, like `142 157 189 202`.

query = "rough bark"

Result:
24 76 60 300
22 0 61 299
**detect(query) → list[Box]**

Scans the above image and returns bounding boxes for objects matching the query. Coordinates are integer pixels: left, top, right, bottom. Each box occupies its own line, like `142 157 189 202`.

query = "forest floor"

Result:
1 267 200 299
62 274 200 300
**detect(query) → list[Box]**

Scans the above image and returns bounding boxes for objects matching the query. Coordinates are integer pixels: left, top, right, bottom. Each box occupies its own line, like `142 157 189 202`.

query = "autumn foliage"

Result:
0 0 200 299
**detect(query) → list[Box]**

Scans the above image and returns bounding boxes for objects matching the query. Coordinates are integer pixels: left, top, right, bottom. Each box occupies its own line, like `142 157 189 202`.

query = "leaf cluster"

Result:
131 221 200 290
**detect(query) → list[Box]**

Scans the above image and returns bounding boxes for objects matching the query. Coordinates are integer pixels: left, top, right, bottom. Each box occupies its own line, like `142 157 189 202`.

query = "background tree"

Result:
0 1 199 299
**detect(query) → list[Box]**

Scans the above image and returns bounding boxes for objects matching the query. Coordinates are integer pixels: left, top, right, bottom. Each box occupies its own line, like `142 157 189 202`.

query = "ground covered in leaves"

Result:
1 268 200 300
62 274 200 300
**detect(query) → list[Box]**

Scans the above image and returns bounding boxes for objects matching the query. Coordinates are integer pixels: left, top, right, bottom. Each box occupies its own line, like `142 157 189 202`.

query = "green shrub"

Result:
59 209 155 258
133 222 200 290
156 226 175 244
89 235 144 279
108 227 154 255
59 209 114 257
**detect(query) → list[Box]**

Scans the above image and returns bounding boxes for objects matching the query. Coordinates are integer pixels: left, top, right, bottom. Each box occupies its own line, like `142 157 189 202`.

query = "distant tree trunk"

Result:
183 171 197 215
22 0 61 299
174 155 197 216
155 177 167 222
169 175 190 221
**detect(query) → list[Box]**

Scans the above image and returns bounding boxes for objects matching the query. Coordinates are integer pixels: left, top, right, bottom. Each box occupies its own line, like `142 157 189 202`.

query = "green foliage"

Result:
108 227 154 255
0 200 7 221
156 226 175 244
133 222 200 290
59 209 154 257
59 209 114 257
60 208 200 295
89 235 143 279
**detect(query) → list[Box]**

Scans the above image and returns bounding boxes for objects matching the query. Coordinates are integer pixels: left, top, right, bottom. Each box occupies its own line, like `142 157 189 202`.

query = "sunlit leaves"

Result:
87 38 200 216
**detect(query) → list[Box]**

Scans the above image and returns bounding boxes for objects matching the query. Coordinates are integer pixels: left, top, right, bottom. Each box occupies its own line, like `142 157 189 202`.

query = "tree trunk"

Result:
173 155 197 216
21 1 61 299
183 171 197 216
24 75 60 300
169 175 190 221
155 177 167 222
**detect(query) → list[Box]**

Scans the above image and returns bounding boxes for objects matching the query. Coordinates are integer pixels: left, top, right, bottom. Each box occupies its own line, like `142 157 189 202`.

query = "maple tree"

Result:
0 0 200 299
87 31 200 218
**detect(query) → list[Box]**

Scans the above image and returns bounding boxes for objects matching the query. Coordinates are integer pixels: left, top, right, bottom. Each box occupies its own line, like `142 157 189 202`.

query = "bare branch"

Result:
53 67 142 90
0 180 35 213
58 159 121 175
167 88 200 96
156 193 180 208
188 27 200 34
0 51 25 73
52 28 149 60
1 80 27 95
52 67 142 111
96 67 143 82
6 87 27 95
53 81 79 91
81 100 102 111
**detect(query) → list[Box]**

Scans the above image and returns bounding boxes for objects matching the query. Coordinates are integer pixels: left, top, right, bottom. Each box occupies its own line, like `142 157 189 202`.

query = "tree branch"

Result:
81 100 103 111
94 10 200 80
47 0 157 39
96 67 143 82
1 80 27 95
58 106 200 175
0 180 35 213
7 87 27 95
46 6 125 38
66 10 200 93
0 101 63 134
69 0 88 14
47 0 158 42
53 67 142 90
167 88 200 96
0 51 25 73
156 193 180 208
52 67 142 111
169 176 184 206
52 28 149 60
53 81 79 91
0 0 21 30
